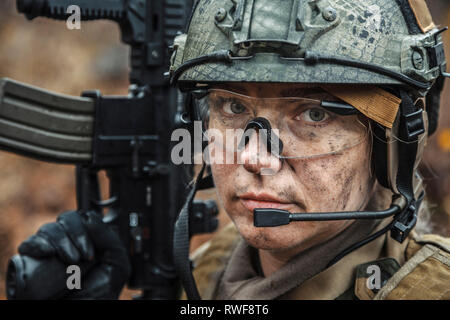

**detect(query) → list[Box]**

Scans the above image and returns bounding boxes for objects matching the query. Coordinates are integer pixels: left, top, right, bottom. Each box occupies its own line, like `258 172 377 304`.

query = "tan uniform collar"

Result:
280 218 409 300
215 218 381 299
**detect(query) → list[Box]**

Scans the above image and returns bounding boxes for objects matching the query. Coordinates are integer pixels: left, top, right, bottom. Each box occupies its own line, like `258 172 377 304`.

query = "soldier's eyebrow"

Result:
211 85 338 100
213 83 249 94
280 87 328 99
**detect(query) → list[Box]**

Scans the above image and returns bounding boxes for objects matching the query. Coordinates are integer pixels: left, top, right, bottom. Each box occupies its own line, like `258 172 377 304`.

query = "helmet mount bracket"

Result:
214 0 341 57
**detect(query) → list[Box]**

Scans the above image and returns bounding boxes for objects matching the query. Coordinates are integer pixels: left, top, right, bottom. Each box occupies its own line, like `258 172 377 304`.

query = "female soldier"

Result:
170 0 450 300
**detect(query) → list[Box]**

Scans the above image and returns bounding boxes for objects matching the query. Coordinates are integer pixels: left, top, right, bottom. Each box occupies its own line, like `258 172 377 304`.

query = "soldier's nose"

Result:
240 132 282 176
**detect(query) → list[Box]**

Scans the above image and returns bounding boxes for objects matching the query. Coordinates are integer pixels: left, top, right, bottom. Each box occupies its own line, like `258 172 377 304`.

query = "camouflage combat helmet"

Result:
172 0 445 88
171 0 448 300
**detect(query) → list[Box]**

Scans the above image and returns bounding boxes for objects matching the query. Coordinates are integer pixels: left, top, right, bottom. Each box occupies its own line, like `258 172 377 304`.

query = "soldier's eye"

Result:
308 108 326 122
222 99 247 115
295 108 330 123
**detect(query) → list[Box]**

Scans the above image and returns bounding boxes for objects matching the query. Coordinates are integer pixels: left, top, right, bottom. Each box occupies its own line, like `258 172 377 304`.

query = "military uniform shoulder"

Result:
184 223 240 300
407 233 450 256
373 232 450 300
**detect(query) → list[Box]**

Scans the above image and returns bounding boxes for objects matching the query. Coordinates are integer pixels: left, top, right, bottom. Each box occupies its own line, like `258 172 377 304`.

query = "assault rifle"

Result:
1 0 218 299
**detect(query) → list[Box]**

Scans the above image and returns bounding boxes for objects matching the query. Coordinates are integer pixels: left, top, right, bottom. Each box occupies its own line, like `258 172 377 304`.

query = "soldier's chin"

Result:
235 221 304 251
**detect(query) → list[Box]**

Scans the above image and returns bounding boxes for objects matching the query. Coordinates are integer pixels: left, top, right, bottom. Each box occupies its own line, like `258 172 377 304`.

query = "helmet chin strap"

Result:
173 163 206 300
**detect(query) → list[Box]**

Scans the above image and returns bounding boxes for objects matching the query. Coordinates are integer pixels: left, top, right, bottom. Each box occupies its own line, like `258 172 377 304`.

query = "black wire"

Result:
170 50 232 85
304 52 430 90
171 49 431 90
325 191 425 268
326 218 397 268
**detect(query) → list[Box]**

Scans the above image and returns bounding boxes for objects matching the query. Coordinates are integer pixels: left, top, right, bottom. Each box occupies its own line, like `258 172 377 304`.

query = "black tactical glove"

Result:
15 210 131 299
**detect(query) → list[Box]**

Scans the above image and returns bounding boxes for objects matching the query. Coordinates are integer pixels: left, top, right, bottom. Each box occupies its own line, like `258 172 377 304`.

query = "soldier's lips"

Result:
239 193 295 212
241 199 295 212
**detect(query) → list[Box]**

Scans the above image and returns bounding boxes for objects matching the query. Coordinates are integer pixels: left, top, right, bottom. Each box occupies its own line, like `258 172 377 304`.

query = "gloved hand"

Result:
17 210 131 299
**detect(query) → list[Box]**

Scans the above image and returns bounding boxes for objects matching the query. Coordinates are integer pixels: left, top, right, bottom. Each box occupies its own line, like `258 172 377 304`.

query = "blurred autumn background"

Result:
0 0 449 300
